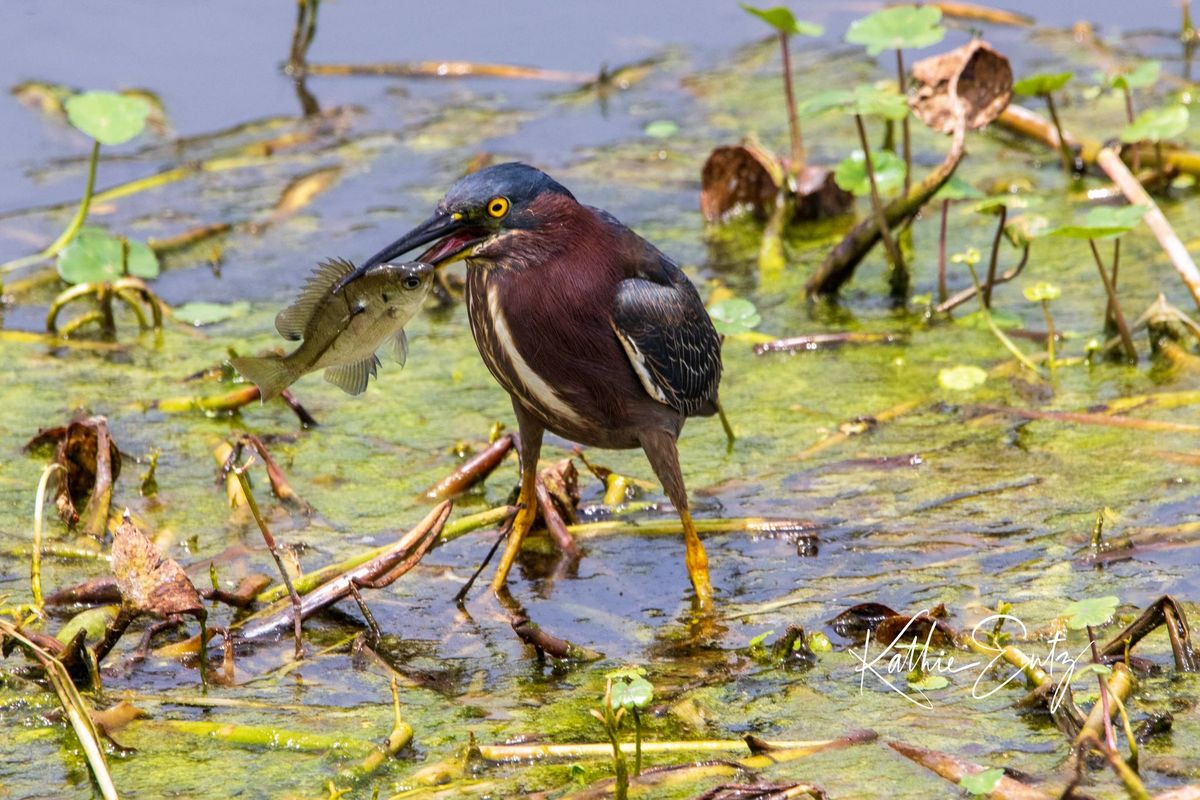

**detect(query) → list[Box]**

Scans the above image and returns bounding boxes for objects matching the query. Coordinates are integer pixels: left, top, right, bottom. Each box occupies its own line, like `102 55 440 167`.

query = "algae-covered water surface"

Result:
2 2 1200 798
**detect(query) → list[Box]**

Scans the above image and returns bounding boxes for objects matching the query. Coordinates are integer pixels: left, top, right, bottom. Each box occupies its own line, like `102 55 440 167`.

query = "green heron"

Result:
354 163 723 603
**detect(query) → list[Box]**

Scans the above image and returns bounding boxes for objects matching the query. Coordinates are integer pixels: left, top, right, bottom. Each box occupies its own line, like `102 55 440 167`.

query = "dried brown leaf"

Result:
26 416 121 530
910 39 1012 134
111 515 203 619
90 701 147 735
700 141 782 222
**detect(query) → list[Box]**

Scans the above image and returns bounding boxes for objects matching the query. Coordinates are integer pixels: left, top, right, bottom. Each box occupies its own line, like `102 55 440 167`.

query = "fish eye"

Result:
486 196 510 218
402 275 422 290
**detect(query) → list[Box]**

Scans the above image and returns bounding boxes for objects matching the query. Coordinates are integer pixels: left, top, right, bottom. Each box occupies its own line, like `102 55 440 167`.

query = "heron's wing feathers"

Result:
611 252 722 417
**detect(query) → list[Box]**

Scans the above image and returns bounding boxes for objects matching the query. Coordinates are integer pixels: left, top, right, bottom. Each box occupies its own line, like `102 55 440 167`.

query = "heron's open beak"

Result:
359 211 488 273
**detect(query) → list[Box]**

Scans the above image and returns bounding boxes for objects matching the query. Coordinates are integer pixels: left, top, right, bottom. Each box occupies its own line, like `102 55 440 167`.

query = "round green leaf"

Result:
971 194 1043 215
172 301 251 326
64 91 150 146
834 149 905 197
739 4 823 36
798 84 908 120
907 674 948 691
1012 72 1073 96
57 226 160 284
1047 205 1143 241
807 631 832 653
609 676 654 710
1004 214 1050 247
1023 282 1061 303
1110 60 1161 91
1064 596 1119 630
643 120 678 139
960 768 1005 795
845 5 945 55
1120 105 1189 144
709 298 761 335
938 365 987 391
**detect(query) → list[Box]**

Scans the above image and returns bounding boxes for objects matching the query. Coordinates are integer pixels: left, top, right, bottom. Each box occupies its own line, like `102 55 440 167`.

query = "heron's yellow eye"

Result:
486 196 510 218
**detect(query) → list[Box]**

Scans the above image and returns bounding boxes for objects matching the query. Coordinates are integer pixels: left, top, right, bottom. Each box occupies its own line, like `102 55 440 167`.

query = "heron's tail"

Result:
229 356 296 402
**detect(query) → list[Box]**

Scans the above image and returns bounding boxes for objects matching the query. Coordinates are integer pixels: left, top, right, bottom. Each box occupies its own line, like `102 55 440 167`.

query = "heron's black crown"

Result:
438 163 575 229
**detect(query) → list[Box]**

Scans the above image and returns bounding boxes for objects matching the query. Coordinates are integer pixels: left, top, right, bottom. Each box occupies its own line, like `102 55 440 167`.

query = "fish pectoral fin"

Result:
392 329 409 367
275 257 358 340
324 354 380 396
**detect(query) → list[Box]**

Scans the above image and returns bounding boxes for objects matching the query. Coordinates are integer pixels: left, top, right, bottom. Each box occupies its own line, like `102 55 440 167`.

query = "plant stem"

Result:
1042 93 1075 175
1105 238 1121 330
1156 140 1166 188
1122 87 1141 172
1041 301 1056 371
632 708 643 776
965 263 1041 373
983 207 1007 308
896 49 911 196
32 463 65 612
1087 239 1137 362
779 32 805 174
937 200 949 303
853 114 906 298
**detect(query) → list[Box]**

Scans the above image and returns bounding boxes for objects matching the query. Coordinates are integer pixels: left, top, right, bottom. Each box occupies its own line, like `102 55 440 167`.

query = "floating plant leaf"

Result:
1047 205 1144 240
1109 60 1161 91
643 120 678 139
845 5 945 55
807 631 832 652
172 301 251 326
739 3 823 36
971 194 1043 215
907 674 948 691
709 298 761 335
1004 213 1050 247
57 226 159 284
960 768 1004 795
1120 105 1189 143
1012 71 1073 96
1023 282 1061 303
938 365 987 391
1064 596 1119 630
748 630 775 649
64 91 150 146
932 175 984 201
798 84 908 120
834 148 905 196
111 515 204 619
1071 663 1113 681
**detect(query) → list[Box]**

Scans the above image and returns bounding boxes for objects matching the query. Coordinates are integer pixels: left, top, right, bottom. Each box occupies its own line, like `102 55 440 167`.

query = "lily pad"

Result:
709 298 761 335
739 4 823 36
1120 105 1189 144
57 226 160 284
834 149 905 196
938 365 988 391
1109 60 1161 91
845 5 945 55
172 301 251 326
932 175 984 201
1004 214 1050 247
1064 595 1119 630
960 768 1004 795
1012 72 1073 96
64 91 150 146
907 674 949 691
643 120 678 139
1047 205 1144 240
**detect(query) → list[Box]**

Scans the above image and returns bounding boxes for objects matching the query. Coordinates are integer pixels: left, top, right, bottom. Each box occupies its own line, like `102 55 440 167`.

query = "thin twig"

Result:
1087 239 1137 362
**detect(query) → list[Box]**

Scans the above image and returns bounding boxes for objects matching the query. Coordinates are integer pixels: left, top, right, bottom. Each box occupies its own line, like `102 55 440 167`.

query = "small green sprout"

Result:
960 768 1004 795
807 631 832 653
740 4 823 173
1023 281 1061 370
605 667 654 778
1013 72 1075 174
590 680 630 800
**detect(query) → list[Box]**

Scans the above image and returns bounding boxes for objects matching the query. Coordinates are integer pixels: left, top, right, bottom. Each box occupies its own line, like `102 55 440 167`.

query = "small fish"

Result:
231 258 434 401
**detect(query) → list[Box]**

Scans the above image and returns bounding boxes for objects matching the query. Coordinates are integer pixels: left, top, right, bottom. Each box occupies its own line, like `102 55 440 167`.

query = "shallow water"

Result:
2 2 1200 798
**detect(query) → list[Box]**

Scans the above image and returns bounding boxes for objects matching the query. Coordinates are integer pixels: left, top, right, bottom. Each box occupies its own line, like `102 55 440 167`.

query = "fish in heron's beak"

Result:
346 211 490 286
230 258 434 401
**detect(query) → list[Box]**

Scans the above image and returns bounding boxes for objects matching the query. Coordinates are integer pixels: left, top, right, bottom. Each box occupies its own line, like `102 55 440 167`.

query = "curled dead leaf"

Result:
793 165 855 221
26 415 121 531
910 39 1012 134
111 514 204 619
700 140 782 222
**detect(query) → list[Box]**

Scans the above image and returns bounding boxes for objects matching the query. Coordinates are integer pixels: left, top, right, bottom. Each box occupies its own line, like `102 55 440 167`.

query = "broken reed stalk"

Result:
566 516 818 540
232 465 304 659
306 60 592 82
887 741 1052 800
475 735 861 762
32 463 66 611
854 113 907 297
779 32 804 173
972 404 1200 433
1086 239 1137 362
337 678 414 783
1095 146 1200 310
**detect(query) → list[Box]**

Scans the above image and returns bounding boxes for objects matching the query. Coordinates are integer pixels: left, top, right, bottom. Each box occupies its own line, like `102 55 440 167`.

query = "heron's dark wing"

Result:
610 252 722 418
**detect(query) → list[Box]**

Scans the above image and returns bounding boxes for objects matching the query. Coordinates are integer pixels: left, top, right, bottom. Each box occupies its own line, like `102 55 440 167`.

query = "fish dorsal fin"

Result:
392 330 408 367
275 257 358 341
323 354 379 396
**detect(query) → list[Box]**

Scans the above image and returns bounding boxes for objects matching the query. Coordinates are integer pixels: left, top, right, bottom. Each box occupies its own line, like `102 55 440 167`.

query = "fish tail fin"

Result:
229 356 296 402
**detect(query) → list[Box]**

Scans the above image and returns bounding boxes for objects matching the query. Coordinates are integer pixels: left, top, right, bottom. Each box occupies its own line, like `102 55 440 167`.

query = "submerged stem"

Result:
937 200 949 303
965 263 1041 373
896 49 911 196
1087 239 1137 362
1043 93 1075 175
983 207 1008 308
853 114 906 298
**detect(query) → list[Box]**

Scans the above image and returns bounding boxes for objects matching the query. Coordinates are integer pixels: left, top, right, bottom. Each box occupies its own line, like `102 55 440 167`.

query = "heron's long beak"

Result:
359 211 486 274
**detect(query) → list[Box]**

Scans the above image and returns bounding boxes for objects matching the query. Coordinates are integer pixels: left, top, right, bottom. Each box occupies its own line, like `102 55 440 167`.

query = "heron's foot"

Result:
490 500 538 593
